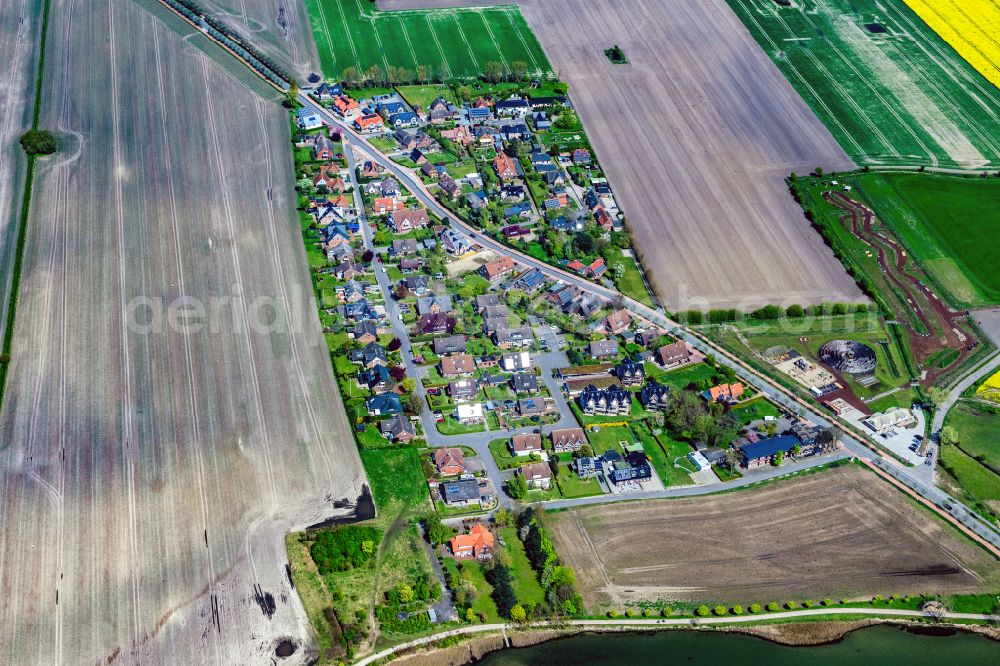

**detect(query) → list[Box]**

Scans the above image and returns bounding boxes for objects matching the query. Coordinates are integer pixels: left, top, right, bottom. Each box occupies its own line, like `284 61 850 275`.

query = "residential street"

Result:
305 95 1000 551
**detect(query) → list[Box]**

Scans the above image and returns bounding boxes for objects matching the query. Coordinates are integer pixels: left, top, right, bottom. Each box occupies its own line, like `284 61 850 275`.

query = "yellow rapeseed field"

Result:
976 368 1000 403
903 0 1000 89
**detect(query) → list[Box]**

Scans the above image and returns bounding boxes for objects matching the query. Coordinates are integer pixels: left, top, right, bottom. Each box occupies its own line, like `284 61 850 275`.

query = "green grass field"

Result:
940 400 1000 524
946 401 1000 471
306 0 552 81
360 447 429 512
849 173 1000 307
797 171 1000 309
726 0 1000 168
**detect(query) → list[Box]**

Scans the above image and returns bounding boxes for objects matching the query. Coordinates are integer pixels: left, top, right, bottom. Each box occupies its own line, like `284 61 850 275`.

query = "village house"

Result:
295 107 323 130
493 151 519 181
440 228 471 255
440 353 475 376
432 335 467 355
614 358 646 386
379 414 416 443
572 148 591 165
575 456 597 478
427 96 455 123
510 372 539 394
606 310 632 335
351 321 378 346
390 239 419 257
361 161 384 178
351 341 387 369
448 378 478 402
332 260 363 281
517 397 552 418
456 402 484 424
401 275 430 294
579 384 632 416
440 478 481 506
483 316 508 335
353 113 384 133
589 339 619 359
312 134 337 161
863 407 917 433
703 382 745 404
448 523 494 560
551 427 587 453
475 294 501 310
480 256 517 281
608 451 652 485
366 392 402 417
314 81 342 101
332 94 361 119
494 327 533 350
358 364 391 393
389 208 430 233
519 462 552 490
417 312 456 335
433 447 466 476
441 125 473 146
416 294 453 315
657 340 692 368
502 351 532 372
372 197 405 214
510 433 542 457
449 523 494 560
438 174 461 199
738 435 801 469
639 381 671 411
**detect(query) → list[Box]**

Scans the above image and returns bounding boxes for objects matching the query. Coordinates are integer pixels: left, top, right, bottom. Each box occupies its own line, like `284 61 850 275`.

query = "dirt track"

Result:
825 190 974 382
0 1 365 664
549 465 997 610
384 0 863 310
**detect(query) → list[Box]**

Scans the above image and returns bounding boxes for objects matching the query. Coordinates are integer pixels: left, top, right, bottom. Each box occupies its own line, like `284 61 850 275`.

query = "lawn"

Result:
652 362 717 390
725 0 1000 168
368 135 397 153
306 0 552 81
360 447 430 512
850 172 1000 307
396 84 456 109
488 437 519 470
442 557 500 622
436 415 485 435
730 397 781 425
613 255 656 308
498 527 546 606
636 425 694 487
942 400 1000 523
582 424 633 455
554 464 603 498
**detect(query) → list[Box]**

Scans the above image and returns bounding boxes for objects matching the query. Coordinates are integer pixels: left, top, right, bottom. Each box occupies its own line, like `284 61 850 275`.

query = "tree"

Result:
389 365 407 381
940 425 959 445
494 508 513 527
786 601 797 609
553 81 569 94
511 60 528 80
575 444 594 459
484 61 503 83
404 393 423 414
713 605 727 616
766 602 779 612
695 605 710 617
732 605 743 615
424 514 454 545
791 444 801 457
416 64 429 83
402 377 416 393
285 79 300 107
19 130 57 156
785 304 805 318
749 603 762 614
397 583 414 603
773 450 784 466
554 109 579 130
510 604 527 622
342 67 360 86
387 337 402 352
465 607 479 623
751 305 782 320
506 474 528 499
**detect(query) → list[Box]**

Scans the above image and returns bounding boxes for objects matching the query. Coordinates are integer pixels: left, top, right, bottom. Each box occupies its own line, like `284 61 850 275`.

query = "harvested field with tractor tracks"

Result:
0 1 366 664
548 465 998 610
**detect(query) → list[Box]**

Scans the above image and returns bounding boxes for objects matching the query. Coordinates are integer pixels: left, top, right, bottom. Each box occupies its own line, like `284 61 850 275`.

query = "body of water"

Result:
477 626 998 665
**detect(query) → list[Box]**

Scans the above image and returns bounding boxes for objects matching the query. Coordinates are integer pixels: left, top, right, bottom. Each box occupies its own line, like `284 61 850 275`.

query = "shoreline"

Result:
386 620 1000 665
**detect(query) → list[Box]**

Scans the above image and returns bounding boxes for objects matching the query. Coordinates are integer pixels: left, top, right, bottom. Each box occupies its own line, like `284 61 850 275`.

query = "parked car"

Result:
428 388 441 396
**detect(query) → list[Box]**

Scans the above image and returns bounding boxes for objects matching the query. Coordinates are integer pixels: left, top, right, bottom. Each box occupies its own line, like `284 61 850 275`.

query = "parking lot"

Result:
843 407 927 465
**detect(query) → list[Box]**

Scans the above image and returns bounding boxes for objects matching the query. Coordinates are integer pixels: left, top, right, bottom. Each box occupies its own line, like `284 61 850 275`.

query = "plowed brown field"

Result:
549 465 997 610
0 1 365 663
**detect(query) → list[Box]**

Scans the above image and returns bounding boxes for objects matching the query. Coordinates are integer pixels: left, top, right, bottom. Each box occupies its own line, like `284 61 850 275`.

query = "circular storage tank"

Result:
818 340 877 375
